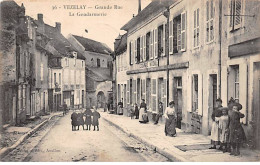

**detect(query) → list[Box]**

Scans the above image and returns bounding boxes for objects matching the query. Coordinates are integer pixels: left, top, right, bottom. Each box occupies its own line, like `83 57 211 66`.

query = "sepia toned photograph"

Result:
0 0 259 162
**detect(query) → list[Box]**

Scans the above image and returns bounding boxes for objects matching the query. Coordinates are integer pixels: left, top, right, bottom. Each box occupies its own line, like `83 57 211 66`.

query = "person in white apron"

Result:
139 99 148 123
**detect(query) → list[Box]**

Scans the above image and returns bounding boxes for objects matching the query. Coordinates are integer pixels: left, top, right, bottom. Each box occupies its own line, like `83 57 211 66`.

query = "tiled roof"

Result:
114 33 127 56
72 35 112 55
34 21 85 60
121 0 175 31
87 67 112 82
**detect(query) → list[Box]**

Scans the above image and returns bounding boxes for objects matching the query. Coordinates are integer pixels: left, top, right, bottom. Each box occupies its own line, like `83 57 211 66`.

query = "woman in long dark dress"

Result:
71 111 78 131
92 108 101 131
229 102 246 156
139 99 148 123
77 112 85 130
164 101 177 137
84 108 93 131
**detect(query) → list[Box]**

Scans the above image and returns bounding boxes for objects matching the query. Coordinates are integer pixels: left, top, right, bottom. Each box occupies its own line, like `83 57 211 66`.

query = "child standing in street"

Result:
229 102 246 156
218 107 229 152
92 107 101 131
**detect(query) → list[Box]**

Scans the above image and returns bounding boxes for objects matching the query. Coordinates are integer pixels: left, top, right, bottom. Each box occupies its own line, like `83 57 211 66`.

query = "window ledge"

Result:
205 40 214 45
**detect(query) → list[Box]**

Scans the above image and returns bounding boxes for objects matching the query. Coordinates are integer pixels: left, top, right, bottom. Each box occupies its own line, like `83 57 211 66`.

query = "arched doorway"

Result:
97 91 105 108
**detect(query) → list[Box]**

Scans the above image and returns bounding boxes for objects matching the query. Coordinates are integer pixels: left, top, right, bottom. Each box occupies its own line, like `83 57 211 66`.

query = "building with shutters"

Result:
220 0 260 149
117 0 260 149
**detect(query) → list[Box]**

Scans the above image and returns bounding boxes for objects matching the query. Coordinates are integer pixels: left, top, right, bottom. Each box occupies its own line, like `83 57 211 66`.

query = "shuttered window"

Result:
230 0 242 31
143 35 146 61
154 28 158 58
206 0 214 43
181 12 186 51
150 30 154 59
151 79 157 111
140 36 143 62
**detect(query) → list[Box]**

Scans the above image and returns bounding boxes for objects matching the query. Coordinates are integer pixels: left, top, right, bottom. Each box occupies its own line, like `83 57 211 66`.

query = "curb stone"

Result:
102 117 189 162
0 112 62 159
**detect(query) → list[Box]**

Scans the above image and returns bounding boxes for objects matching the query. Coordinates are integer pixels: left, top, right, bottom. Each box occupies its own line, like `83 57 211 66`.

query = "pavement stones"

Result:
101 111 260 162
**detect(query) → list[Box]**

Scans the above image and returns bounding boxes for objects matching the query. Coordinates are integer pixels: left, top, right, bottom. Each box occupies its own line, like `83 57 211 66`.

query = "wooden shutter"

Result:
127 80 130 104
169 20 173 54
206 0 210 42
198 73 203 116
140 36 143 62
162 23 166 56
234 0 242 29
130 41 133 65
152 79 157 112
181 11 186 51
154 28 158 58
134 40 137 63
150 30 154 59
187 75 192 112
143 35 146 61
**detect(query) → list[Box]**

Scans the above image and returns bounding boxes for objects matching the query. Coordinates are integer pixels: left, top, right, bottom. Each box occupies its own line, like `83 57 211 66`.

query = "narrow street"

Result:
1 110 170 162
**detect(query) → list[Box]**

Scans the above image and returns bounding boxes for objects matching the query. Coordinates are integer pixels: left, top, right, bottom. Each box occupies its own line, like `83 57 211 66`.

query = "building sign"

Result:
138 59 159 69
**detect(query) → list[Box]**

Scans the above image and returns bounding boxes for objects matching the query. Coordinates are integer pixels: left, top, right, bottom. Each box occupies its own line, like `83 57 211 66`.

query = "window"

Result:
230 0 242 31
170 12 186 54
97 58 100 67
40 63 43 81
146 32 150 61
158 24 165 57
176 77 182 88
192 74 198 112
206 0 214 43
194 8 200 48
82 61 84 67
65 58 69 66
234 66 239 102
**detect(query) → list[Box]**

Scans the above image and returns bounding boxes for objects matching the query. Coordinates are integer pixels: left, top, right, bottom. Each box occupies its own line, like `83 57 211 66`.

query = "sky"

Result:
14 0 152 50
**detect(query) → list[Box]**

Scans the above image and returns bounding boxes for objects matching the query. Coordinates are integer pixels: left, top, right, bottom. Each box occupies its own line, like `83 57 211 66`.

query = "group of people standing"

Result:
210 98 246 156
71 107 101 131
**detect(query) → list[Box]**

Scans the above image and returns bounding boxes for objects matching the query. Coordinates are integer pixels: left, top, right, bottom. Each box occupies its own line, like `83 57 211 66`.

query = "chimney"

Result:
56 22 61 33
38 14 43 23
138 0 141 14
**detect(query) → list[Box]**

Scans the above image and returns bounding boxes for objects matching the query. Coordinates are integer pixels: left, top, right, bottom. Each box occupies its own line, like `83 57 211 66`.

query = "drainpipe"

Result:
163 8 170 106
16 44 20 125
218 0 222 99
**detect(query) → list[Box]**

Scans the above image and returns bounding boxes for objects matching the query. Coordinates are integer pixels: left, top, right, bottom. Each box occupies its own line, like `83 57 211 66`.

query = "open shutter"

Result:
127 80 130 104
206 0 210 42
169 20 173 54
142 79 146 101
134 40 137 63
150 30 154 59
130 41 133 65
154 28 158 58
239 63 247 124
198 73 203 116
140 36 143 62
143 35 146 61
234 0 242 29
162 23 166 56
181 11 186 51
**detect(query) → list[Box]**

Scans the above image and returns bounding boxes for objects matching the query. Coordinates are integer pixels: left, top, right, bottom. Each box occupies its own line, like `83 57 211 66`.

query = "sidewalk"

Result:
0 111 63 158
101 111 260 162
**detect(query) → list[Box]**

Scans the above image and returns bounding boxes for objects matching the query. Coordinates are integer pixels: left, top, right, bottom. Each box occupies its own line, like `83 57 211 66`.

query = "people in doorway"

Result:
92 107 101 131
134 103 139 119
139 99 149 123
84 108 93 131
154 102 163 125
229 102 246 156
164 101 177 137
118 99 123 115
209 98 223 149
71 110 78 131
218 107 230 152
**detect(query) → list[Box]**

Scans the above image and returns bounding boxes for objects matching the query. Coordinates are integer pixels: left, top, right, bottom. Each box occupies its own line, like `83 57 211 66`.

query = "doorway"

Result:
174 77 182 129
208 74 217 135
253 62 260 149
